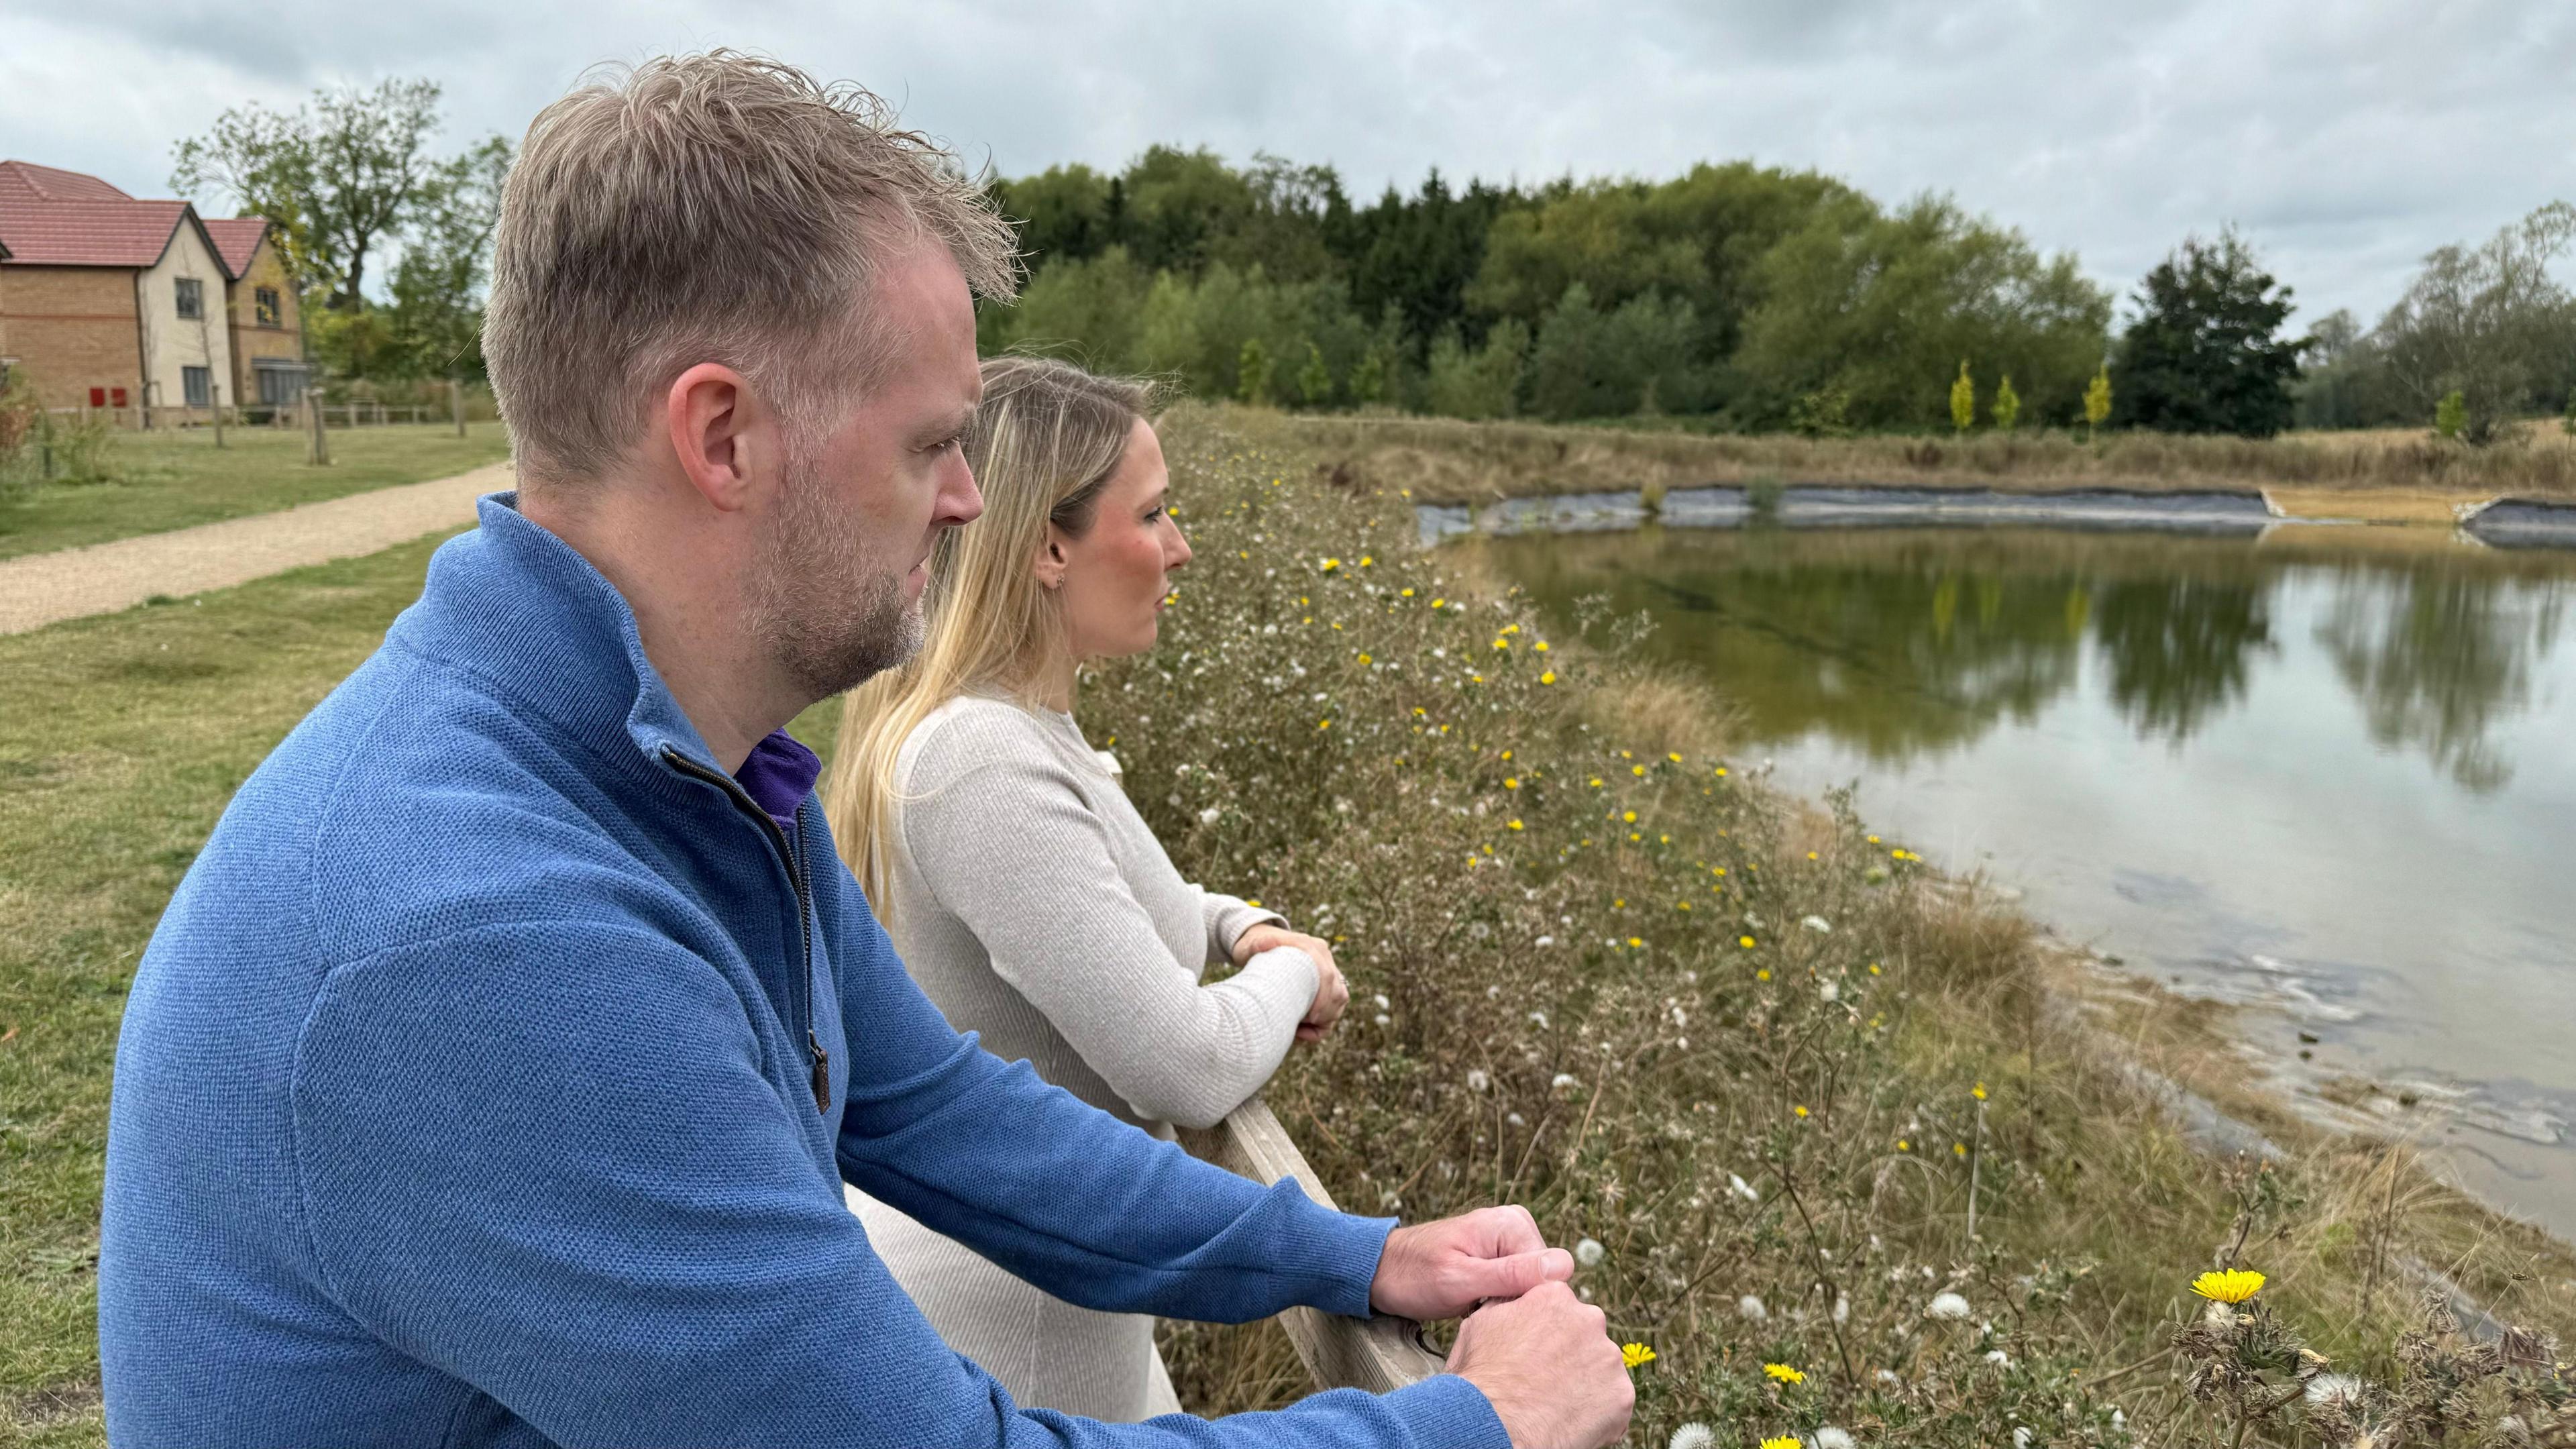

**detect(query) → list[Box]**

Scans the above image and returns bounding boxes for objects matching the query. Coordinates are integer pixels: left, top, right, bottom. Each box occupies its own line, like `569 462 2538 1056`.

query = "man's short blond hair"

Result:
484 52 1020 486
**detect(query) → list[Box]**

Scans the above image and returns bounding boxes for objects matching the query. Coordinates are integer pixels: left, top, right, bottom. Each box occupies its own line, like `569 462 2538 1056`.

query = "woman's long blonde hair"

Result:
823 355 1156 909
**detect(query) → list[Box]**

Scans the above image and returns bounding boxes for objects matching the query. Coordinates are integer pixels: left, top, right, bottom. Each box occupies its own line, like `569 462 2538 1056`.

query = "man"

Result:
98 52 1634 1448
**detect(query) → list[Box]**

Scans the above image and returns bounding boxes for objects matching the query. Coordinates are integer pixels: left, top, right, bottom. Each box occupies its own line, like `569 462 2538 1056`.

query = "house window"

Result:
255 286 282 328
183 367 212 408
254 362 308 406
176 277 205 319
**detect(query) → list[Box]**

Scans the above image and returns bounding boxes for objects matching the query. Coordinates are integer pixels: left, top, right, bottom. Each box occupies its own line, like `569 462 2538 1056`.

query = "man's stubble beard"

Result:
750 446 928 703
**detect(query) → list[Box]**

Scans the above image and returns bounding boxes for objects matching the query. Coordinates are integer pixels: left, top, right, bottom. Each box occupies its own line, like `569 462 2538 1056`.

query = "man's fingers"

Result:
1480 1203 1546 1256
1468 1247 1575 1301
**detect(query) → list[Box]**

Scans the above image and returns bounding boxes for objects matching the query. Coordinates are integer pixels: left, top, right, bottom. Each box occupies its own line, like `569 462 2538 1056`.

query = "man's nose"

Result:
944 461 984 527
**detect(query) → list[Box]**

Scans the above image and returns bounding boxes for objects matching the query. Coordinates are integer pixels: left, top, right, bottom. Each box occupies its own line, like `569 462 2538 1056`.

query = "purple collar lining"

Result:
733 729 822 835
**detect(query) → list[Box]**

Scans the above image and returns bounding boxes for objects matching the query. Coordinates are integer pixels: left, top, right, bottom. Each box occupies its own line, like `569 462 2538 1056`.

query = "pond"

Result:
1472 518 2576 1240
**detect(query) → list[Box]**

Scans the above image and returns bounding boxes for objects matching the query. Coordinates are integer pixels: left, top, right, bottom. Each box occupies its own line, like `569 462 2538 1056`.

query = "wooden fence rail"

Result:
1179 1098 1446 1393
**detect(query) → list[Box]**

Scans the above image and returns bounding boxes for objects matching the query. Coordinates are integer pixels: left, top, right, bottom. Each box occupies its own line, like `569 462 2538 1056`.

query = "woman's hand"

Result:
1232 924 1346 1042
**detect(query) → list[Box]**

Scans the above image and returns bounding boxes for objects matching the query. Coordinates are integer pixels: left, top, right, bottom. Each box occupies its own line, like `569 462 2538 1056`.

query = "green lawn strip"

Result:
0 425 511 562
0 532 456 1437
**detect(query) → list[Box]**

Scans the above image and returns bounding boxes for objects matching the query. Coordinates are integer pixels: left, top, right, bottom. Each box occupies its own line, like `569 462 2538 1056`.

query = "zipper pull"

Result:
808 1029 831 1114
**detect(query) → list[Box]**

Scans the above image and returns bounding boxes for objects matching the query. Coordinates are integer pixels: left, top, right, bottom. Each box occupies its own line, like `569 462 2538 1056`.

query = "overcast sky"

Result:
5 0 2570 326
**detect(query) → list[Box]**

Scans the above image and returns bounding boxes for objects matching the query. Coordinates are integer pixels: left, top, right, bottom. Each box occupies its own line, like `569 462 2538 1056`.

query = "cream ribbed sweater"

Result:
845 694 1319 1421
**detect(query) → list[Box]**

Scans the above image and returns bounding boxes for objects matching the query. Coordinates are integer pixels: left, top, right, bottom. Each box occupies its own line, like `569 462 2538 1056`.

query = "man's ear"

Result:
664 363 767 513
1034 529 1069 592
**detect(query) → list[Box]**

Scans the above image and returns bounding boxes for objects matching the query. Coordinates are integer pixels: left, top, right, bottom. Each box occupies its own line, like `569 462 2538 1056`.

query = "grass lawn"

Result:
0 531 459 1446
0 424 511 563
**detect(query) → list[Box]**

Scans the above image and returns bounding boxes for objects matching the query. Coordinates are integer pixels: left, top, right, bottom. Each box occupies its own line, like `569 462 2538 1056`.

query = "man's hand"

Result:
1367 1206 1573 1322
1448 1281 1633 1449
1232 926 1347 1042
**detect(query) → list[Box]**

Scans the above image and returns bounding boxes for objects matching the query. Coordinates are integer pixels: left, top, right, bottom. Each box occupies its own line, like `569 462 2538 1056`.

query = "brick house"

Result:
0 160 306 419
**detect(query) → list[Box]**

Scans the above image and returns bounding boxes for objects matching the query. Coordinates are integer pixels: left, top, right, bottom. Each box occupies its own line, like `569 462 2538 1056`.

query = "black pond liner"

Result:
1417 484 2275 543
2463 498 2576 551
1772 485 2273 534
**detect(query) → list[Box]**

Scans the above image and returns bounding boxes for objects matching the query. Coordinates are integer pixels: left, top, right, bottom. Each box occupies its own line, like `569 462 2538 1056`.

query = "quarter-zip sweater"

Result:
98 494 1509 1449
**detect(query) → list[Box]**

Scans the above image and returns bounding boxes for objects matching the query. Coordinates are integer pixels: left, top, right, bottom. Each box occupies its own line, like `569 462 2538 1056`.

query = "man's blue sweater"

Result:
99 496 1508 1448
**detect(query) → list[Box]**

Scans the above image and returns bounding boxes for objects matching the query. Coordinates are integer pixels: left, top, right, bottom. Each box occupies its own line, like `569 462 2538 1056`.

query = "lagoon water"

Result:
1479 521 2576 1240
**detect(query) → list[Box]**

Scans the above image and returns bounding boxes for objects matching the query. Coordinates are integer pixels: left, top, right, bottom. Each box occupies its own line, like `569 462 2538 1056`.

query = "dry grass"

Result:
1281 411 2576 508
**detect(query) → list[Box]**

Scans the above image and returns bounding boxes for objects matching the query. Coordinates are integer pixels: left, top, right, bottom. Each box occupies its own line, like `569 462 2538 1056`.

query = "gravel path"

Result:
0 462 511 636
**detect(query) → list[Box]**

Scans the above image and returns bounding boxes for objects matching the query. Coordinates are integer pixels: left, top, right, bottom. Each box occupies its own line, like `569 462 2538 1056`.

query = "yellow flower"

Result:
2191 1269 2267 1304
1792 1105 1809 1118
1631 764 1646 777
1359 555 1374 567
1534 641 1550 652
1764 1438 1803 1449
1622 1342 1656 1368
1897 1138 1911 1151
1667 752 1682 763
1321 558 1341 572
1757 969 1772 981
1493 637 1511 650
1627 936 1644 949
1401 587 1415 598
1715 766 1729 777
1953 1142 1968 1157
1356 653 1373 665
1504 777 1520 790
1431 597 1446 608
1589 777 1604 788
1764 1362 1805 1384
1503 623 1520 635
1317 719 1332 731
1508 820 1524 831
1739 935 1756 949
1622 810 1638 823
1972 1083 1988 1101
1540 671 1558 684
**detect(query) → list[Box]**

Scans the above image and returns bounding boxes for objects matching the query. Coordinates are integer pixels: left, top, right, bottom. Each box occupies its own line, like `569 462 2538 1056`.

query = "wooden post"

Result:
212 386 226 449
306 391 331 466
450 379 466 437
1179 1100 1446 1393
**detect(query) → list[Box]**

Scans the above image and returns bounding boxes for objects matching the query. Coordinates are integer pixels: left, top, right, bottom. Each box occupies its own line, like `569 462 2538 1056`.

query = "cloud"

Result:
3 0 2567 323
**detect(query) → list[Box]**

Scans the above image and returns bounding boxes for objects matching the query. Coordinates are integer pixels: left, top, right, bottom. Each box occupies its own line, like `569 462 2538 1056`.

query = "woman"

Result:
823 356 1349 1421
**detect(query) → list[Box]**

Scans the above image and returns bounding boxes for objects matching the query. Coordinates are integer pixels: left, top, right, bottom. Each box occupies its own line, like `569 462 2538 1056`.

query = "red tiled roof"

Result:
0 199 187 267
0 160 136 205
202 217 270 278
0 161 191 268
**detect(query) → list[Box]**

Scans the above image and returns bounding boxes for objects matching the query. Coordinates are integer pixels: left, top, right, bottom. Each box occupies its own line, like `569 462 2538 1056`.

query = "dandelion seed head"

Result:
1737 1294 1769 1321
1927 1291 1972 1320
1815 1429 1856 1449
1574 1237 1605 1267
1670 1426 1718 1449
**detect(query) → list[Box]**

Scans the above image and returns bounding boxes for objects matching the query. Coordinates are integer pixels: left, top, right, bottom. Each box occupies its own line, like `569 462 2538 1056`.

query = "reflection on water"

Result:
2318 576 2567 792
1483 524 2576 1238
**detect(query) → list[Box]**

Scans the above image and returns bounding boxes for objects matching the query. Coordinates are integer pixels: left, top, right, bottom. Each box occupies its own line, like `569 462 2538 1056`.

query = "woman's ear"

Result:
1034 529 1069 593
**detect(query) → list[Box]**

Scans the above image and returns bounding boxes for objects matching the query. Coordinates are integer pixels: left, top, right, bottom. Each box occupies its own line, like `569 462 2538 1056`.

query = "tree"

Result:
2084 366 2112 438
382 136 512 378
1295 341 1333 407
1350 348 1387 405
2108 229 2305 437
1992 373 2021 431
1950 360 1975 434
2434 389 2467 440
1737 196 2109 429
1236 337 1273 405
172 78 461 312
2371 202 2576 445
1525 282 1705 420
1423 321 1528 420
